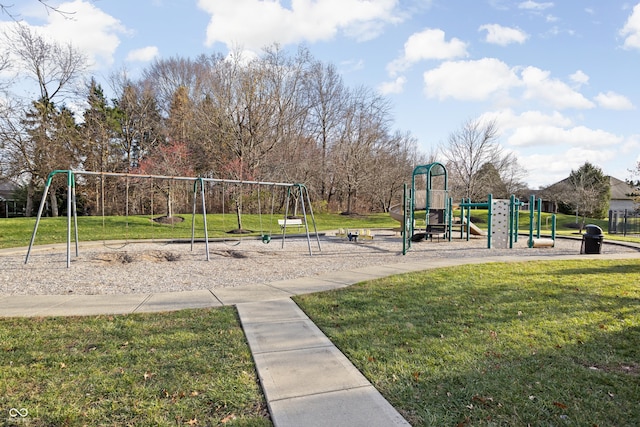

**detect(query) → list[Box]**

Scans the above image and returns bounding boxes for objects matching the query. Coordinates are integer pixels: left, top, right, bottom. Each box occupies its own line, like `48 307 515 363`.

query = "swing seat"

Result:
261 234 271 244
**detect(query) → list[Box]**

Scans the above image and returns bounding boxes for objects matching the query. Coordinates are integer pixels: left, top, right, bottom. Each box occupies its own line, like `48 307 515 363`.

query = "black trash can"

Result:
581 224 604 254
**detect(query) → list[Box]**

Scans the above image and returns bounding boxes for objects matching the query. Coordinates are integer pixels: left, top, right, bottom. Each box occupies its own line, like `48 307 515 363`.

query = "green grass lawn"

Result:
0 212 399 249
0 308 271 427
295 259 640 427
2 210 638 250
2 213 639 425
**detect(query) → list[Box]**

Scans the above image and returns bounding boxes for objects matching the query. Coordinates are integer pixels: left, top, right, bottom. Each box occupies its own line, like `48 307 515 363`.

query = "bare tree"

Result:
440 118 524 201
5 24 88 102
303 60 345 201
331 86 392 213
367 130 418 212
561 162 610 229
110 72 163 172
0 24 88 215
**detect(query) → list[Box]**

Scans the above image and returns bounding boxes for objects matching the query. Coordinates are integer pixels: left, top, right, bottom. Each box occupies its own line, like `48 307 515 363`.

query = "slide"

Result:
388 192 426 223
389 204 404 223
389 196 486 236
462 217 486 236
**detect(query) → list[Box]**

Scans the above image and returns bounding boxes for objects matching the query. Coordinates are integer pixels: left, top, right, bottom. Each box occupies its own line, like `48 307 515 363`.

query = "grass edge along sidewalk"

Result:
295 259 640 427
0 307 271 426
1 258 639 426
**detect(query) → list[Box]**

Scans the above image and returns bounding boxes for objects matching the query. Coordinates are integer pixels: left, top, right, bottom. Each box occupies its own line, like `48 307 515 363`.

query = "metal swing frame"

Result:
26 170 321 267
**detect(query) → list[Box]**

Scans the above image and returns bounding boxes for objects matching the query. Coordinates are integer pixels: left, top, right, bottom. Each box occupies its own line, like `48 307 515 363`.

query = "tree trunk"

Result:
166 184 173 218
346 188 353 214
25 180 35 217
235 198 243 230
49 189 59 217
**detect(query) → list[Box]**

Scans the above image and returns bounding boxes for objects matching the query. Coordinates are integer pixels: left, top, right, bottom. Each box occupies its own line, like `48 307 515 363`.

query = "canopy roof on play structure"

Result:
412 162 447 178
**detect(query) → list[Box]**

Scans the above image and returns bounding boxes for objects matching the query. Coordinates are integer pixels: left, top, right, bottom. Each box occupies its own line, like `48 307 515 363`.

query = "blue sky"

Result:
3 0 640 188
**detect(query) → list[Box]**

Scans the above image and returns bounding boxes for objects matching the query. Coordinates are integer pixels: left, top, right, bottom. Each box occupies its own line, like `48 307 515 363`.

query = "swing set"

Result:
25 170 321 267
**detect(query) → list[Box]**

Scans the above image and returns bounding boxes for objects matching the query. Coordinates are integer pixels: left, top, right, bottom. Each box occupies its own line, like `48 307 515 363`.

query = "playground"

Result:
2 166 639 426
4 163 636 295
2 231 636 296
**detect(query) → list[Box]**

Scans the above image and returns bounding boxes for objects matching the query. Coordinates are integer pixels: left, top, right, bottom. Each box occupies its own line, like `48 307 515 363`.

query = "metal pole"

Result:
402 184 408 255
191 179 198 252
515 198 520 243
487 194 493 249
509 195 515 249
447 197 453 242
297 185 313 256
536 197 542 239
528 195 534 248
282 186 291 249
25 174 55 264
467 197 471 242
301 184 321 252
66 171 72 268
200 179 209 261
71 172 79 257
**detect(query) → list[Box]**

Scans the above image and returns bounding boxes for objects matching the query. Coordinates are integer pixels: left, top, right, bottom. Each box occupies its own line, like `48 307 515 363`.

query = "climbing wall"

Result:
492 199 510 249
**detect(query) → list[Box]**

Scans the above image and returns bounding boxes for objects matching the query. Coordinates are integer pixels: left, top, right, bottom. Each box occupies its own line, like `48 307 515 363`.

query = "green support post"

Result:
487 194 493 249
536 197 542 239
528 195 535 248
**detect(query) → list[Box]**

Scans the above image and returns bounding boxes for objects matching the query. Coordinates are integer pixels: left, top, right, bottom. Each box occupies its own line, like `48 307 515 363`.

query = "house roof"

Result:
609 176 639 200
0 179 19 201
540 175 638 201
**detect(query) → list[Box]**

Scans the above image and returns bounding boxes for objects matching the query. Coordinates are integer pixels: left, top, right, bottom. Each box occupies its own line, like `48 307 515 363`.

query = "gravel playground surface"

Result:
1 230 637 296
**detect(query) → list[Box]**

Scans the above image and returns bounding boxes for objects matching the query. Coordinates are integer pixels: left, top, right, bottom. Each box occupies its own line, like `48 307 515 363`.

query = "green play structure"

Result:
394 163 557 254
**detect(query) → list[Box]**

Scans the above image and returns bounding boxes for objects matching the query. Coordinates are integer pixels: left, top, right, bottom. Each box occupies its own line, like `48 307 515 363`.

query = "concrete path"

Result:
2 251 639 426
237 299 409 426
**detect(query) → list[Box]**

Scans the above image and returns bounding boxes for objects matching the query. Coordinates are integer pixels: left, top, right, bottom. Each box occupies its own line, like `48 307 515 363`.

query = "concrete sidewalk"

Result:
237 299 409 427
2 251 639 426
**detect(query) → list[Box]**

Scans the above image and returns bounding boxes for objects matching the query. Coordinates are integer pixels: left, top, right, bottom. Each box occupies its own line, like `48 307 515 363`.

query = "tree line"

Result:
8 21 598 221
0 24 427 217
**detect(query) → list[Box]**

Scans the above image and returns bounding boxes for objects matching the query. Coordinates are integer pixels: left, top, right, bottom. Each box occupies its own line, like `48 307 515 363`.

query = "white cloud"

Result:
478 108 628 188
620 134 640 156
520 66 595 109
479 24 528 46
423 58 520 101
421 60 593 109
40 0 126 68
0 0 127 70
569 70 589 86
125 46 160 63
518 1 554 11
387 28 468 76
508 124 622 148
594 91 635 110
480 109 573 132
620 3 640 50
378 76 406 95
522 146 620 188
197 0 403 50
519 152 580 187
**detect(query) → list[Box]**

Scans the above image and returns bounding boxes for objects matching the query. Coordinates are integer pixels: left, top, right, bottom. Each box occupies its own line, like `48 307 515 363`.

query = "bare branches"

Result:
4 23 88 102
1 0 75 21
440 118 526 200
